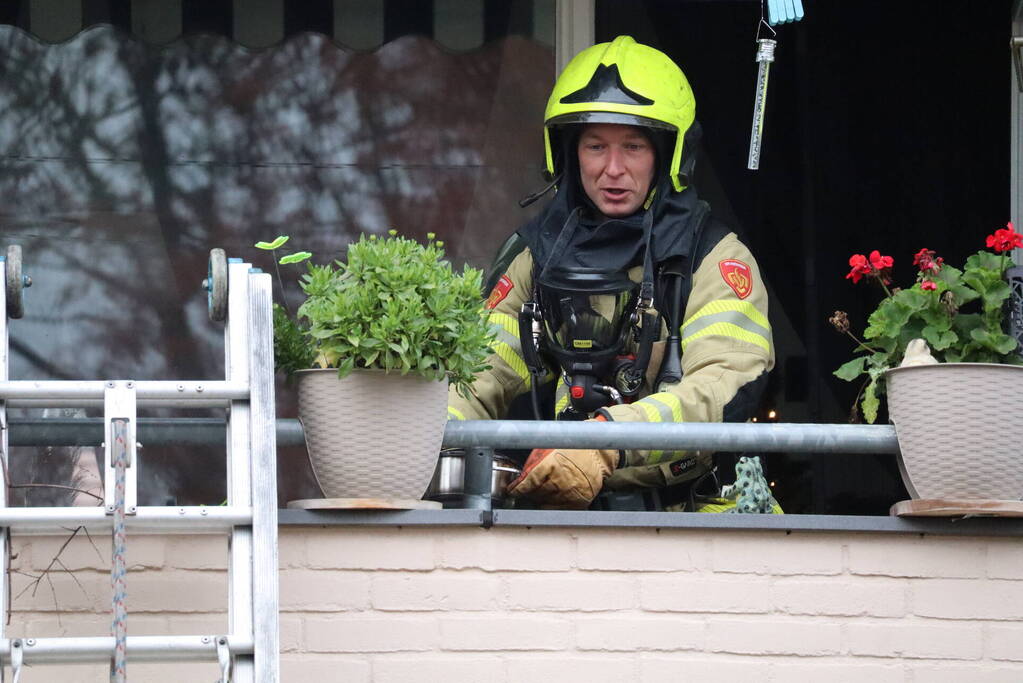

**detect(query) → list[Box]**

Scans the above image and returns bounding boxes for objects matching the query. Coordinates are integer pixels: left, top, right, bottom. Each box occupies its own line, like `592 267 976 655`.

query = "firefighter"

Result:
447 36 777 511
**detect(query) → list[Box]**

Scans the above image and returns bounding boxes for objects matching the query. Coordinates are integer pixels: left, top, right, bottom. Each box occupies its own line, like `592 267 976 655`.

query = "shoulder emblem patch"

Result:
718 259 753 299
485 275 514 310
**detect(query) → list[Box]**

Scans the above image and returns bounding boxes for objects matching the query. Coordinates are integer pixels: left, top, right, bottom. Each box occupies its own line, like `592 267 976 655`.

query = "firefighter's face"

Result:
577 123 655 219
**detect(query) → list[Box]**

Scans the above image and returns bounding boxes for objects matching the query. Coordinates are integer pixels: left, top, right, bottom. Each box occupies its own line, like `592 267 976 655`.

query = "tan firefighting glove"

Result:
506 416 619 509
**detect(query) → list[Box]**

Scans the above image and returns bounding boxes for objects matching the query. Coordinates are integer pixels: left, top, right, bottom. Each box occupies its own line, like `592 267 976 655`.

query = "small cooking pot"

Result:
425 449 522 505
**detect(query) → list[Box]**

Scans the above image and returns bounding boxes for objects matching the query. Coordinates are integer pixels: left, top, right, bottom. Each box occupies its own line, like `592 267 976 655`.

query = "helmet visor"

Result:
547 111 677 133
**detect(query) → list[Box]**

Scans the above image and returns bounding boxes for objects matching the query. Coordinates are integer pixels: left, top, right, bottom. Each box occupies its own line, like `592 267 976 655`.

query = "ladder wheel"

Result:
5 245 24 319
208 248 228 322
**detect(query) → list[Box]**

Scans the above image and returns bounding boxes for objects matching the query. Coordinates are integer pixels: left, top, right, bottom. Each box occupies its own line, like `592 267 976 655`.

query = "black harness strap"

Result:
654 210 731 390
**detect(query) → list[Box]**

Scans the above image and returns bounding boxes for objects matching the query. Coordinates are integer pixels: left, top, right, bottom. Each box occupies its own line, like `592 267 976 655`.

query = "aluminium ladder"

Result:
0 246 279 682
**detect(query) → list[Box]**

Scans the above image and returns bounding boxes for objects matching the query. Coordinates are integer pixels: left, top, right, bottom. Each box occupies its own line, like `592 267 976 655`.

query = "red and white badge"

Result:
485 274 514 309
718 259 753 299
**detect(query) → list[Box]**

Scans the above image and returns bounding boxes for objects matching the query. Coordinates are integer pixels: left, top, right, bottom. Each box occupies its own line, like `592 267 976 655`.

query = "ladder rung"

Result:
6 398 236 409
0 380 249 404
1 634 253 664
0 506 253 534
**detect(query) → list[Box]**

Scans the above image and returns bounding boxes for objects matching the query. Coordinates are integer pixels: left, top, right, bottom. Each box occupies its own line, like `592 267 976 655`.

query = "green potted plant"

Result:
830 221 1023 500
257 231 495 505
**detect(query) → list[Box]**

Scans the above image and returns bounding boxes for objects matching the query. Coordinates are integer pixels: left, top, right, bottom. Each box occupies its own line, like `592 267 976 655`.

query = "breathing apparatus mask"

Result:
535 267 644 416
518 203 669 420
519 255 690 421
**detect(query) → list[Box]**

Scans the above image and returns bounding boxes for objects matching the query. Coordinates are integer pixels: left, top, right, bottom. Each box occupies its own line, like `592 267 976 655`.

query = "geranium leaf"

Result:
862 377 880 424
834 357 866 381
992 334 1019 355
962 271 987 294
922 326 957 351
898 288 928 310
919 307 951 329
966 251 1004 271
935 264 962 285
951 283 980 305
970 328 991 345
982 280 1011 309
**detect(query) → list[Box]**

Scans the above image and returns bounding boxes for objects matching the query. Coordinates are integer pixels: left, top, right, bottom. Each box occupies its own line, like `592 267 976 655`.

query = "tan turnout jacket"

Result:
448 231 774 490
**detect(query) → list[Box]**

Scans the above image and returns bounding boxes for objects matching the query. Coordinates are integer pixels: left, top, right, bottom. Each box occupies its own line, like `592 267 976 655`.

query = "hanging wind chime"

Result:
747 0 803 171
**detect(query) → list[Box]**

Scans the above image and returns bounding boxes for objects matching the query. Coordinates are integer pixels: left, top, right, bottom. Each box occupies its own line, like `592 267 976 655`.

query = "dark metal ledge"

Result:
278 508 1023 536
279 508 487 527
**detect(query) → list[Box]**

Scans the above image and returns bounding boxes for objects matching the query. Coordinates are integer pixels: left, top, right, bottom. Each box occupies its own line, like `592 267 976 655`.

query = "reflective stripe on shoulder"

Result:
681 300 771 352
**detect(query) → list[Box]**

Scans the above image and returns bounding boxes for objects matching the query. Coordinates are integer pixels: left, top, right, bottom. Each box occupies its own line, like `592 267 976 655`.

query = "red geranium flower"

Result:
912 248 943 273
869 250 894 270
920 279 937 291
985 222 1023 253
845 254 872 283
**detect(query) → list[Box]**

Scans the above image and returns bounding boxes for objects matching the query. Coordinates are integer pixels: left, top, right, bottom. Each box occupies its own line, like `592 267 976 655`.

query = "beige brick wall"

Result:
6 526 1023 682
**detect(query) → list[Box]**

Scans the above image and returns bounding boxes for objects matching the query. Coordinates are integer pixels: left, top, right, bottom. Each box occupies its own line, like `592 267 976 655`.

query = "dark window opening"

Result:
0 1 28 29
484 0 533 42
596 0 1013 514
82 0 131 31
284 0 333 37
182 0 233 38
383 0 434 42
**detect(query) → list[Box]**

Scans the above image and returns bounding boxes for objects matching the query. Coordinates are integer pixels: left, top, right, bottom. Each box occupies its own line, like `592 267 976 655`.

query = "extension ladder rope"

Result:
110 418 129 682
0 248 280 680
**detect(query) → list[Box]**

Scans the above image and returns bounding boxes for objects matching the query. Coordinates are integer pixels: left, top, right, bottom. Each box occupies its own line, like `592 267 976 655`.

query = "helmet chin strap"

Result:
518 171 563 208
676 121 703 189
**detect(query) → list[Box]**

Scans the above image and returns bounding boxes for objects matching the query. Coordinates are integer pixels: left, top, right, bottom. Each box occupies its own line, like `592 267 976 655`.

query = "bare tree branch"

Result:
7 484 103 502
12 525 89 630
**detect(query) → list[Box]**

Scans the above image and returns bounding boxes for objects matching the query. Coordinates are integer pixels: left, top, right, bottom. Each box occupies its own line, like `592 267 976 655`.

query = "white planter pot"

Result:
886 363 1023 500
296 368 449 500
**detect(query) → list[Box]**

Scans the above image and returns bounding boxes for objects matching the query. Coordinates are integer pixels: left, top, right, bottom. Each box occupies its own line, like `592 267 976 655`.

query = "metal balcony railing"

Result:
13 416 1023 538
6 417 898 454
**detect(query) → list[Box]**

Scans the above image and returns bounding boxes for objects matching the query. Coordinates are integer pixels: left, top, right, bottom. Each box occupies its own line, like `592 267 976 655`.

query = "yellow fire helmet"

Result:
544 35 697 192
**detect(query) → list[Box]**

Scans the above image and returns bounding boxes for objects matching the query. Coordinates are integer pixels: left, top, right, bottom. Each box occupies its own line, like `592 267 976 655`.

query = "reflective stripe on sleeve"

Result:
554 383 569 417
488 311 521 338
632 392 683 463
447 406 465 421
493 342 531 386
636 392 683 422
487 312 531 386
680 300 771 352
